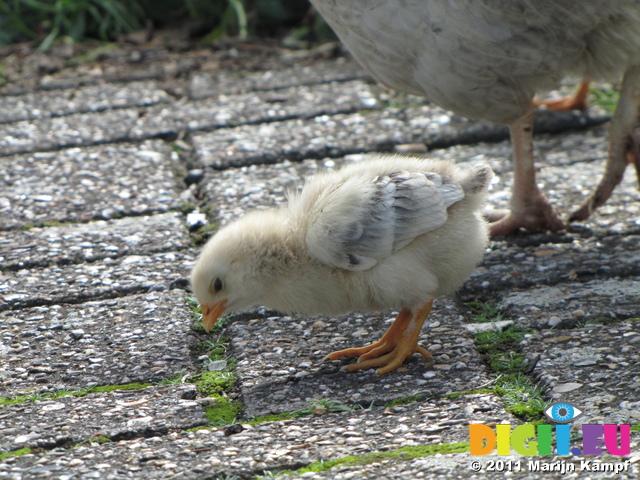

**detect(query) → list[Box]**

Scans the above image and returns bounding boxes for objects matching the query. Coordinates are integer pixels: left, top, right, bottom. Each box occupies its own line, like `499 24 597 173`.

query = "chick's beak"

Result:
201 300 227 333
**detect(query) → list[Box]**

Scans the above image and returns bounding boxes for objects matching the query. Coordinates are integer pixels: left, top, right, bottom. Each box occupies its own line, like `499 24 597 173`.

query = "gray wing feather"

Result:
306 170 464 271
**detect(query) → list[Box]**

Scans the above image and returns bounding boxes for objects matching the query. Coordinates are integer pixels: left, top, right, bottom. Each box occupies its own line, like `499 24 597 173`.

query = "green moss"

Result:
280 443 468 476
0 383 152 407
0 448 31 460
385 394 425 407
248 411 299 425
89 383 151 393
247 399 361 426
631 425 640 432
195 371 236 397
203 398 244 425
89 435 112 444
444 388 495 400
76 435 112 447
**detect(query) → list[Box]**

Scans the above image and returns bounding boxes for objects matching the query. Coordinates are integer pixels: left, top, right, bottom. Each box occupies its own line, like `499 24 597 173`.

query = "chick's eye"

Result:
212 277 224 294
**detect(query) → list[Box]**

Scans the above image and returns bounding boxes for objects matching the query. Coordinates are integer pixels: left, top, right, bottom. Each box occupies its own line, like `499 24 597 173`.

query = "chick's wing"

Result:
304 170 464 271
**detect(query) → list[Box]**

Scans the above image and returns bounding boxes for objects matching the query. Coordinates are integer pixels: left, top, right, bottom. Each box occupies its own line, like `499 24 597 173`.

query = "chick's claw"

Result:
326 303 433 374
344 344 433 375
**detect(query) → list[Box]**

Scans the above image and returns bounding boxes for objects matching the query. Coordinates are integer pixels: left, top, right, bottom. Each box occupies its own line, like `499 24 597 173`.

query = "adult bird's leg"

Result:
489 107 566 236
533 80 590 111
325 302 433 375
570 66 640 222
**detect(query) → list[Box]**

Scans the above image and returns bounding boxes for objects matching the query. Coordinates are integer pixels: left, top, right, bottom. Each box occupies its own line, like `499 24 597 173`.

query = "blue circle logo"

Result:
544 403 583 423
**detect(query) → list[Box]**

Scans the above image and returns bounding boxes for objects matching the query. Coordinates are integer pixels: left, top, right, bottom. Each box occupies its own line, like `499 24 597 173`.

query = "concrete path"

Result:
1 38 639 479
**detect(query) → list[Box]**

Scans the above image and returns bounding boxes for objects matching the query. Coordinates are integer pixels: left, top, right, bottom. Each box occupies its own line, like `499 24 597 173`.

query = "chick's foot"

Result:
325 303 433 375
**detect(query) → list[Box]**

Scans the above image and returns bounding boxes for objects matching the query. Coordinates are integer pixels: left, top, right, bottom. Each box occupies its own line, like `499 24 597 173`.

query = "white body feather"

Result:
309 0 640 124
191 156 492 318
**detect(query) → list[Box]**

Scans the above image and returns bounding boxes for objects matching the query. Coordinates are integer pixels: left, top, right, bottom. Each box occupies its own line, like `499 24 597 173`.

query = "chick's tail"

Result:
460 163 493 195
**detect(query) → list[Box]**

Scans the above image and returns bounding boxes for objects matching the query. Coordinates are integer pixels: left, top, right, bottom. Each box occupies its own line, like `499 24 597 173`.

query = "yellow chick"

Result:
191 156 492 374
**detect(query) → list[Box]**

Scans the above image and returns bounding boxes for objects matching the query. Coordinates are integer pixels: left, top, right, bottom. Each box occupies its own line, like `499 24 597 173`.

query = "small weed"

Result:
179 202 197 214
467 300 504 323
473 325 546 421
494 374 547 421
157 373 187 385
475 325 529 355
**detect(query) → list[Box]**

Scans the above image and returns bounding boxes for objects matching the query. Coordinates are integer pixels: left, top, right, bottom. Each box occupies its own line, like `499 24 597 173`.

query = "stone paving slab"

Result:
192 106 609 170
226 299 490 418
0 212 190 270
0 289 197 397
186 57 368 100
0 384 205 454
0 58 365 125
0 80 377 156
0 140 181 230
520 318 640 424
0 393 513 479
0 250 195 312
0 81 171 124
504 279 640 328
280 450 640 480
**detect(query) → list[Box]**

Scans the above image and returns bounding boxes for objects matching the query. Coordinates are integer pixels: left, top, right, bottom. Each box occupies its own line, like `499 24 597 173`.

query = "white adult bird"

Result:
309 0 640 235
191 156 492 374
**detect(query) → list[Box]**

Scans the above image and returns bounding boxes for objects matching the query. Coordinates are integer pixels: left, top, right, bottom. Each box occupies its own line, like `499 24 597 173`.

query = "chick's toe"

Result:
326 303 434 374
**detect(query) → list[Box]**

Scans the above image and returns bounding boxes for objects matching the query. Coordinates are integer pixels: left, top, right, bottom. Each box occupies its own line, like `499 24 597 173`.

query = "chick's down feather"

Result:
191 156 492 374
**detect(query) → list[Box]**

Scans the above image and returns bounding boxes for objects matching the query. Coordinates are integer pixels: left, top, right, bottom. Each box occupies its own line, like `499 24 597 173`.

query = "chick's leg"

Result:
489 107 566 237
571 66 640 222
325 302 433 375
